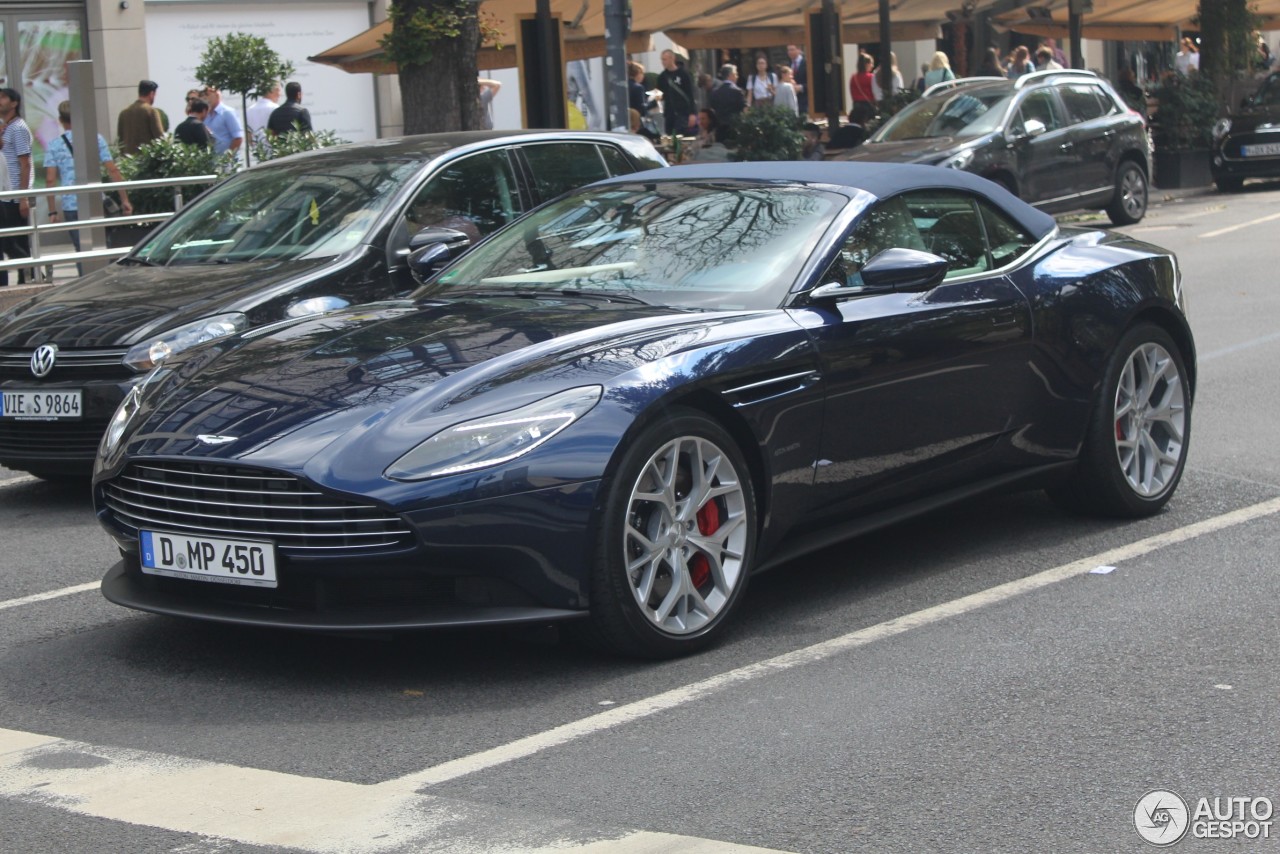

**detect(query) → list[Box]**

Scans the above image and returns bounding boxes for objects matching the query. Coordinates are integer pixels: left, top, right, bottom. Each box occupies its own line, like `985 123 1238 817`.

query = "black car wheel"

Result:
1106 161 1148 225
587 409 755 658
1049 324 1191 518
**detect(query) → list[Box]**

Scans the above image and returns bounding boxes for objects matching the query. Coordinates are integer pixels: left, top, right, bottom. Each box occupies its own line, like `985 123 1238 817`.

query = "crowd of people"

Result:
0 77 317 285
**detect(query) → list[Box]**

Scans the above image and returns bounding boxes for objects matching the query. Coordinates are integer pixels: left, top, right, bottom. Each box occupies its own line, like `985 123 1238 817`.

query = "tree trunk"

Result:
1198 0 1228 84
397 0 482 134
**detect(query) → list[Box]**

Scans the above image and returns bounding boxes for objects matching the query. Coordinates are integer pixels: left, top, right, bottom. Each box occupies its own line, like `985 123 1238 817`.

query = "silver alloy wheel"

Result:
623 435 748 634
1113 341 1186 498
1119 166 1147 219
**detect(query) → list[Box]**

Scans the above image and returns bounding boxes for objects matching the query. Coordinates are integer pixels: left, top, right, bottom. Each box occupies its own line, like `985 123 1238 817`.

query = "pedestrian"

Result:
787 44 808 114
695 108 719 150
267 81 312 137
44 100 132 274
477 78 501 129
849 53 877 123
708 63 746 142
174 98 213 149
1043 38 1068 67
245 82 281 144
775 66 799 115
116 79 164 157
0 87 33 287
872 51 904 101
200 86 244 156
923 52 956 89
745 54 777 109
1006 46 1036 80
1035 46 1064 71
1175 37 1200 76
976 47 1005 78
801 122 825 161
657 49 696 135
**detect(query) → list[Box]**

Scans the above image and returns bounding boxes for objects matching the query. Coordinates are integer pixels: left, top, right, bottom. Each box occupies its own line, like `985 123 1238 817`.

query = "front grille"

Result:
0 417 109 460
0 347 132 381
101 462 415 555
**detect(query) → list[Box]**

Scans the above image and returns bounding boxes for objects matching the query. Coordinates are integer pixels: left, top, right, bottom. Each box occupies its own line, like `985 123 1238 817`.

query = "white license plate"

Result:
0 389 82 420
1242 142 1280 157
140 530 278 588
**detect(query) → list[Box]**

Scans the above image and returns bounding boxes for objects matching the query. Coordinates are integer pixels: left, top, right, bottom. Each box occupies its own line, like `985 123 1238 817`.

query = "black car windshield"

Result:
872 87 1014 141
425 182 846 310
131 156 428 265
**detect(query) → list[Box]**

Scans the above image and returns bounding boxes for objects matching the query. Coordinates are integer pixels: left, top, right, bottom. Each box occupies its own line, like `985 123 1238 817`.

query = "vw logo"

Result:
30 344 58 378
196 434 238 445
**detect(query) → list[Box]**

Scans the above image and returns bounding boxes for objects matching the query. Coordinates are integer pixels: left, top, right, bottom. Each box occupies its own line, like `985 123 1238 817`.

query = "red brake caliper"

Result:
689 500 721 590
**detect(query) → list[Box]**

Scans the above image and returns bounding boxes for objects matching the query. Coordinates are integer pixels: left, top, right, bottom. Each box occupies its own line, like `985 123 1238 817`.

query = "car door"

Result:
1009 88 1077 205
791 190 1037 515
1060 82 1120 201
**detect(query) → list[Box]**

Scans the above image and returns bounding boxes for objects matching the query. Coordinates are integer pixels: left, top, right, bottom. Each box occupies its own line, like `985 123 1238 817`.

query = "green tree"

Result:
380 0 482 133
195 33 295 168
1197 0 1261 84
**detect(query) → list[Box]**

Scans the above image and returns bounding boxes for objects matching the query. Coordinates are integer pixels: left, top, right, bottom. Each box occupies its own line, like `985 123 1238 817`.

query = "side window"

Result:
1017 90 1065 133
523 142 613 200
1060 84 1108 123
833 196 927 289
902 191 990 277
597 144 635 176
405 150 519 242
979 201 1037 269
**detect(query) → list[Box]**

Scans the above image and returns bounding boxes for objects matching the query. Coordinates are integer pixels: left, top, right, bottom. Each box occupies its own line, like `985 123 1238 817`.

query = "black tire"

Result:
1106 161 1148 225
1215 176 1244 193
1048 323 1191 518
586 409 756 658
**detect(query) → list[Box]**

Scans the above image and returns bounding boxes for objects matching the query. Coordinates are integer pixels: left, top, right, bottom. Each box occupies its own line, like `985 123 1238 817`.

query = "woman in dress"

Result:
976 47 1005 78
871 51 904 101
923 51 955 90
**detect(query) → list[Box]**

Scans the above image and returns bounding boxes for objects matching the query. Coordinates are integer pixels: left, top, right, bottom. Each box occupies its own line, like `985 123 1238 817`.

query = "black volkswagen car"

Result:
0 131 665 478
833 70 1151 225
1212 71 1280 191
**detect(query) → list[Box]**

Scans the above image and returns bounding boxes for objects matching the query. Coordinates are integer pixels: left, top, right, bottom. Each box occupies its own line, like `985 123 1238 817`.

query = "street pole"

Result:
605 0 630 131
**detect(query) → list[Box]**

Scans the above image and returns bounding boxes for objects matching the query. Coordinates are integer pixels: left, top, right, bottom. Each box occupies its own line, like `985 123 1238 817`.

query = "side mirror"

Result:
859 248 949 292
407 227 471 282
1012 118 1047 141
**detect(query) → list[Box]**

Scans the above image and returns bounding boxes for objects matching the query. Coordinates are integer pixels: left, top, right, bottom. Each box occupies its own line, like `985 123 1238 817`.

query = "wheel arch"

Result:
1127 305 1197 398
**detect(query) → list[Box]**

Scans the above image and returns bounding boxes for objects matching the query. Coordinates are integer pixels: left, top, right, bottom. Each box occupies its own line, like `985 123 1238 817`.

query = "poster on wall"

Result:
7 18 83 179
145 1 378 146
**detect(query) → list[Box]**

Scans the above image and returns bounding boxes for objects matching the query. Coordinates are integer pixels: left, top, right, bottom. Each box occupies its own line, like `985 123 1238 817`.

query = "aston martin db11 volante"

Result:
93 162 1194 658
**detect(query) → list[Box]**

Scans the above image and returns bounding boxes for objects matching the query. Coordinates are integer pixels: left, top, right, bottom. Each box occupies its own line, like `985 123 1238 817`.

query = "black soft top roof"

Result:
598 161 1058 240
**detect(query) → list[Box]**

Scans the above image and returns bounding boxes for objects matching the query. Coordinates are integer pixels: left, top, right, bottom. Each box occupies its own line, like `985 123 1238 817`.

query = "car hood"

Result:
0 256 335 349
121 295 762 472
833 137 969 164
1224 105 1280 135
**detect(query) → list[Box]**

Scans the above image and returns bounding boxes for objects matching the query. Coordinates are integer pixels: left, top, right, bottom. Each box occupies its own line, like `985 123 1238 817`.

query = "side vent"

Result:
720 370 819 407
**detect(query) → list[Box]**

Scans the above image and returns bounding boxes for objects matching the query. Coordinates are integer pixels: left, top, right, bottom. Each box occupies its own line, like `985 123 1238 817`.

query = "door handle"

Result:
1058 141 1074 151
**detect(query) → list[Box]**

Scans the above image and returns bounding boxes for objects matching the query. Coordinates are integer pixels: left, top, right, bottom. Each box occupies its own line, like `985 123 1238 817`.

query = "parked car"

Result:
832 70 1152 225
93 162 1194 658
1212 71 1280 191
0 131 666 478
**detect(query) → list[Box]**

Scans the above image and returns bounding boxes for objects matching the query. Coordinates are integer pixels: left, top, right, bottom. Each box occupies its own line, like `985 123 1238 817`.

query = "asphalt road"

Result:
2 182 1279 853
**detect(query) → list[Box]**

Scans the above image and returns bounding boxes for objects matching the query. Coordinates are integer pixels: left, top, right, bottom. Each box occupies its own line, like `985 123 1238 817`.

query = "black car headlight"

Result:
1212 118 1232 142
100 366 170 457
386 386 603 481
124 313 247 371
940 149 975 170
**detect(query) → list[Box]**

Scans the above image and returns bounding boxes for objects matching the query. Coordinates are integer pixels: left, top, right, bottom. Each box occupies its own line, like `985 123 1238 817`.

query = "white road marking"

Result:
0 581 100 612
1199 330 1280 363
1199 210 1280 238
1 497 1278 851
387 495 1280 790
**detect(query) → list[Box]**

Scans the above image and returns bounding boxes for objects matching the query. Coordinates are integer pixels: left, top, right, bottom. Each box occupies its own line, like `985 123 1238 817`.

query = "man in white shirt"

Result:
246 82 282 144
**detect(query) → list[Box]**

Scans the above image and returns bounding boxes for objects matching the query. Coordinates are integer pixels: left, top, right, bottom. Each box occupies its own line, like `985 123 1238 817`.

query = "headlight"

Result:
386 386 603 481
100 367 168 456
1213 118 1232 141
124 313 247 371
941 149 974 170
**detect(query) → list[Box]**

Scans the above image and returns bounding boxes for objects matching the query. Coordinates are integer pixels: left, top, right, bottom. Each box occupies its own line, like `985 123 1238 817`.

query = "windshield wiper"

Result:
117 256 160 267
559 289 651 306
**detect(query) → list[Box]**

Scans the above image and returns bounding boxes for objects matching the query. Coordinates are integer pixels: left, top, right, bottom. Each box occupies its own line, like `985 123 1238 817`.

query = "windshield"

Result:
423 182 847 311
872 87 1014 141
132 156 429 265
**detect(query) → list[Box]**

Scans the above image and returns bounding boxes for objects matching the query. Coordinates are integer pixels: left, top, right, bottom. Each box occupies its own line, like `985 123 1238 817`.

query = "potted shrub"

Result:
730 106 804 161
112 138 234 248
1149 73 1219 188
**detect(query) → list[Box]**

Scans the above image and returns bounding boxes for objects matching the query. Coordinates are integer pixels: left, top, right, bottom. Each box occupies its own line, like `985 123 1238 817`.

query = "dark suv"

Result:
1212 71 1280 192
833 70 1152 225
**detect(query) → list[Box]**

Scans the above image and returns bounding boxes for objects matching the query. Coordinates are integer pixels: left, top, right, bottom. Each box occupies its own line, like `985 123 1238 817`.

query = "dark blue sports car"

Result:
93 163 1194 658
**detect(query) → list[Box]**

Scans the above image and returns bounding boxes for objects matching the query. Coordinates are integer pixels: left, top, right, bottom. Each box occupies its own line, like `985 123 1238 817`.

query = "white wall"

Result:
144 1 378 143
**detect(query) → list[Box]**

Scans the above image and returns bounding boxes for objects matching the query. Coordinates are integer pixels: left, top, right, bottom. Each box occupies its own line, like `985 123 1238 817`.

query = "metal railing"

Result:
0 174 219 278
